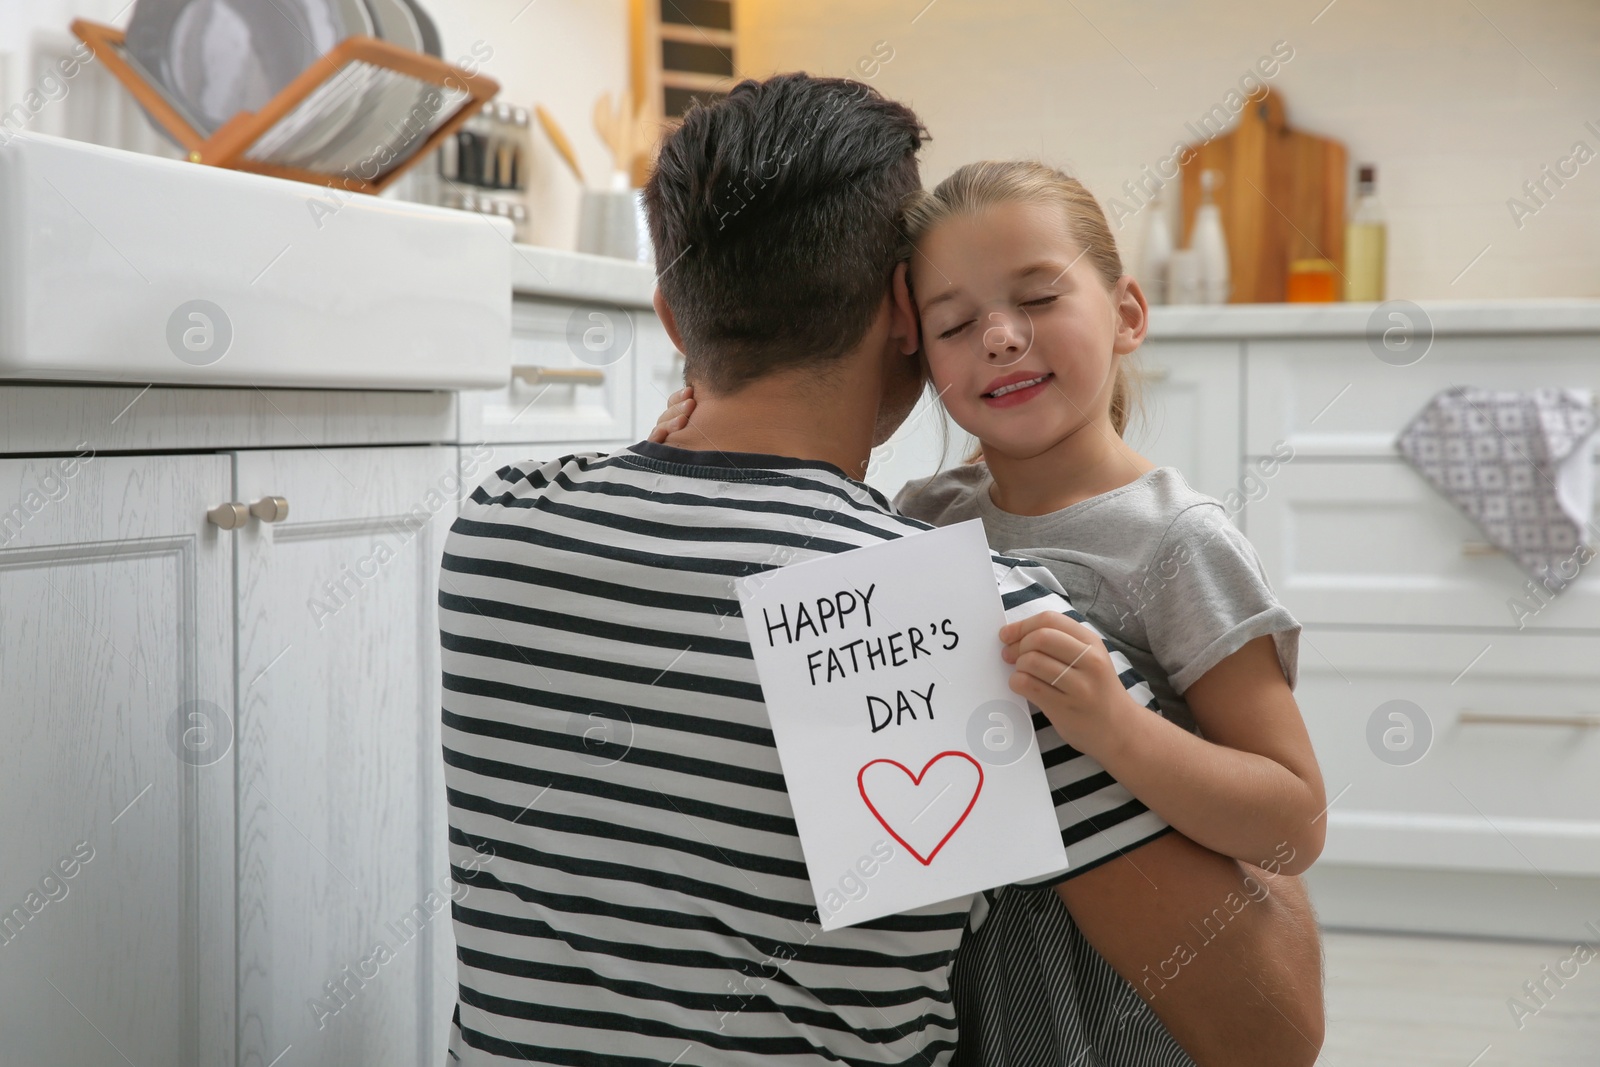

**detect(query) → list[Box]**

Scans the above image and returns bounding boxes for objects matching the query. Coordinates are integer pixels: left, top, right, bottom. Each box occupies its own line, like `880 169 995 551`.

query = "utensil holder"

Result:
577 187 645 261
70 18 499 195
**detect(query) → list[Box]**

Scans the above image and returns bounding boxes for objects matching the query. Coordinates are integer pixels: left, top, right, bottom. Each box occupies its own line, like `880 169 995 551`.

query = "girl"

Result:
653 159 1325 1066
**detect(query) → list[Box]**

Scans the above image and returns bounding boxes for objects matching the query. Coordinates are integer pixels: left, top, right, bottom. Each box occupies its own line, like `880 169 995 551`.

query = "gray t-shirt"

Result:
893 464 1299 734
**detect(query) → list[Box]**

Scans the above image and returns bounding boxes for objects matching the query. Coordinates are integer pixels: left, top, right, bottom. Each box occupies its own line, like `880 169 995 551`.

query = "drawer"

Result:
459 297 644 444
1249 458 1600 629
1125 339 1242 504
1299 630 1600 877
1244 332 1600 458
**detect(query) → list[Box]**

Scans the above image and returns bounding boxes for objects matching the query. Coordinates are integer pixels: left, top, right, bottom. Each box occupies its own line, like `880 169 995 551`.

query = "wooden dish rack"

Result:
70 18 499 195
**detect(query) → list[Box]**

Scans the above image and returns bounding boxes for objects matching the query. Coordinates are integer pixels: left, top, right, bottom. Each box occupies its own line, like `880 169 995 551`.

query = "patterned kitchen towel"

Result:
1396 387 1597 588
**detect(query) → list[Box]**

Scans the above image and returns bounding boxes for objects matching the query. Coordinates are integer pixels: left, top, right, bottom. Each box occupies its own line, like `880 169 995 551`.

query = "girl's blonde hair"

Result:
901 160 1144 460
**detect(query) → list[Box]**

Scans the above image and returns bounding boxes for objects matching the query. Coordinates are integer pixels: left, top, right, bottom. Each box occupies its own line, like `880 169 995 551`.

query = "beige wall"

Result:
426 0 629 246
737 0 1600 300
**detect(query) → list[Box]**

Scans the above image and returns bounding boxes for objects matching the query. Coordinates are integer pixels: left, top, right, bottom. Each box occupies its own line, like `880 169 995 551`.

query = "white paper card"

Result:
737 519 1069 930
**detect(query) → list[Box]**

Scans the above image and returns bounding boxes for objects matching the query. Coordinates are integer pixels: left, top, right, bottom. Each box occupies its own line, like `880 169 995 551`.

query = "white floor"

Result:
1317 930 1600 1066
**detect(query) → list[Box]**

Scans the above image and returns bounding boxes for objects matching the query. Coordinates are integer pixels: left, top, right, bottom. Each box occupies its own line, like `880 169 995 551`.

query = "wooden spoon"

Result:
535 104 584 185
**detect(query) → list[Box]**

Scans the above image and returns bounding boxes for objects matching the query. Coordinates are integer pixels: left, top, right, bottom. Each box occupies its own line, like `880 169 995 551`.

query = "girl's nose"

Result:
981 311 1024 360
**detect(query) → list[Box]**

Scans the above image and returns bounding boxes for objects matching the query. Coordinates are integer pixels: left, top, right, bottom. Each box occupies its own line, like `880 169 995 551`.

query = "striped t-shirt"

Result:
438 440 1171 1066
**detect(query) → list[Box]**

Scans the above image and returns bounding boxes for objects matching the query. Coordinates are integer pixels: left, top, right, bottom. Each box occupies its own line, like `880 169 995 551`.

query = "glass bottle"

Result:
1344 164 1386 302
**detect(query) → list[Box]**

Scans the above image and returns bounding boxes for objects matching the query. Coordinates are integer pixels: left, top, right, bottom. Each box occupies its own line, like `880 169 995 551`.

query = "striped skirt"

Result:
951 885 1196 1067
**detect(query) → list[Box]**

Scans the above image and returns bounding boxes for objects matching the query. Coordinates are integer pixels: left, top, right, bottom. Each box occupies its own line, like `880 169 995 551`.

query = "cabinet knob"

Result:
249 496 290 523
206 502 249 529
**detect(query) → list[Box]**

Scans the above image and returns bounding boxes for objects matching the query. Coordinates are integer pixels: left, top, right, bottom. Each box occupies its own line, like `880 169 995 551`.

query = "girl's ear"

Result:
1111 274 1150 355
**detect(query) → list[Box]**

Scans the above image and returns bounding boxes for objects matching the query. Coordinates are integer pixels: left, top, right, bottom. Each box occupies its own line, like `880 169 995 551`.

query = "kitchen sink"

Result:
0 132 509 389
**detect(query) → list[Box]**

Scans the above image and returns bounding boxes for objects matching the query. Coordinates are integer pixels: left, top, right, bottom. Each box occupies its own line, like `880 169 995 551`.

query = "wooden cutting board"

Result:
1178 89 1347 303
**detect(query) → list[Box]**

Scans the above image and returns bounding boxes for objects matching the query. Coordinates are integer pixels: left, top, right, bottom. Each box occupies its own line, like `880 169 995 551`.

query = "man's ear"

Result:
889 262 920 356
1111 274 1150 356
653 288 688 354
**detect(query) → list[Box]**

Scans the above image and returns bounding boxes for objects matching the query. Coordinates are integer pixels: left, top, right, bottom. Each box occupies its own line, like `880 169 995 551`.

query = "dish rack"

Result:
70 18 499 195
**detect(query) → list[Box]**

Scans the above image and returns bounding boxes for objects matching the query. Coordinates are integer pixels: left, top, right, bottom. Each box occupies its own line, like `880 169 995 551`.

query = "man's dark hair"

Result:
644 73 928 393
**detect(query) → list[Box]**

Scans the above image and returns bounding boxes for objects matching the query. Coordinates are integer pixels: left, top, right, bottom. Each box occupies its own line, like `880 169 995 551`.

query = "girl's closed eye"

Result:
930 294 1054 341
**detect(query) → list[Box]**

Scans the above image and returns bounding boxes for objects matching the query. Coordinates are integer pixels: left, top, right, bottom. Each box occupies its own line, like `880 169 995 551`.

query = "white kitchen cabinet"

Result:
459 296 646 445
233 446 458 1067
1250 458 1600 630
1125 339 1242 506
1298 630 1600 877
0 453 235 1067
1244 332 1600 459
1141 306 1600 938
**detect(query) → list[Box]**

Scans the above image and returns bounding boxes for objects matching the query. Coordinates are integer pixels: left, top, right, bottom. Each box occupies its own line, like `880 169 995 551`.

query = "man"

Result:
439 73 1324 1065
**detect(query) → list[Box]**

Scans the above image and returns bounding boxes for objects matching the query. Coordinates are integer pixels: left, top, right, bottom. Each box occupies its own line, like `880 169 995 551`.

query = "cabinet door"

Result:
1297 629 1600 879
1249 458 1600 629
1126 339 1243 506
1244 333 1600 459
233 446 458 1067
0 453 235 1067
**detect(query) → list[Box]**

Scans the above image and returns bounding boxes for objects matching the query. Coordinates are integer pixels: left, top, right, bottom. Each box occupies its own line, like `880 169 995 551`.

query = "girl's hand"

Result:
649 385 696 443
1000 613 1135 759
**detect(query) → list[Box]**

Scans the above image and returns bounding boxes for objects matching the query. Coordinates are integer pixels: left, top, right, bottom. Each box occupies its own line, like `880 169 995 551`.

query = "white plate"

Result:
308 0 430 175
398 0 442 57
126 0 375 161
253 0 379 167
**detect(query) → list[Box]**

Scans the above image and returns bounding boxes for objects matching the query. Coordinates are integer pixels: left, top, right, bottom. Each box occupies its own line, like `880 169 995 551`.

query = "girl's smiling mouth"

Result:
981 370 1055 407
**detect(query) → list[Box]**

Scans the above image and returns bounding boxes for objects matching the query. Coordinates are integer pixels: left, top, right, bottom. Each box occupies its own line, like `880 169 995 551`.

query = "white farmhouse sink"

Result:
0 133 509 389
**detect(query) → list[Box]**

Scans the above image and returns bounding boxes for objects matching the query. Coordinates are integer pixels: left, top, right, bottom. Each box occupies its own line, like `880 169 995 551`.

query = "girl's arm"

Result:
1001 615 1326 874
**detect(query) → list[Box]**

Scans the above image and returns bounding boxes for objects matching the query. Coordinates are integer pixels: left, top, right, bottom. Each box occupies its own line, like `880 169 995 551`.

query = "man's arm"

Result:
1056 833 1325 1067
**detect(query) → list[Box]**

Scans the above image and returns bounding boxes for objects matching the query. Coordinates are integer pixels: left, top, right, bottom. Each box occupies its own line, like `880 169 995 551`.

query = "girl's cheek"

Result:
922 342 962 391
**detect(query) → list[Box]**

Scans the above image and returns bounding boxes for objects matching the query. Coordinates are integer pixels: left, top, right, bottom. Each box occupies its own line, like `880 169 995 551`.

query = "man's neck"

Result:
658 362 882 481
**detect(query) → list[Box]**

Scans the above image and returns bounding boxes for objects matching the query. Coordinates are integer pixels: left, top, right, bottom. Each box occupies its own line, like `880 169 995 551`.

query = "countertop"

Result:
1148 298 1600 339
505 251 1600 339
511 244 655 307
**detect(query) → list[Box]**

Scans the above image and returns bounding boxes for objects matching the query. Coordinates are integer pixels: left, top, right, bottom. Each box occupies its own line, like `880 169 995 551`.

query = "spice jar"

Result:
1286 258 1340 302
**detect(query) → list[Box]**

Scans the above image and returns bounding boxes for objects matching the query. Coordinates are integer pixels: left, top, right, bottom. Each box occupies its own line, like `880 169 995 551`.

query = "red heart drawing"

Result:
857 751 984 866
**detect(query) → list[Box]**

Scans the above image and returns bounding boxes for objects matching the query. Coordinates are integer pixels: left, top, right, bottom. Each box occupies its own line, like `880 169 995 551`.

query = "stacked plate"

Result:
124 0 458 177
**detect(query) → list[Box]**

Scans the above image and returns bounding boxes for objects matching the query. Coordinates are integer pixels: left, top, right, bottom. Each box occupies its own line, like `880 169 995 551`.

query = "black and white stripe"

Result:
952 887 1195 1067
438 441 1171 1065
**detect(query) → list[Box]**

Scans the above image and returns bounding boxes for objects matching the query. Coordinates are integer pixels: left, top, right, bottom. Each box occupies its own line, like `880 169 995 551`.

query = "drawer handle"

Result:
513 366 606 387
1142 367 1171 382
1461 540 1500 556
1459 710 1600 728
